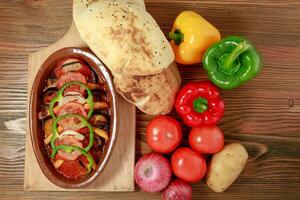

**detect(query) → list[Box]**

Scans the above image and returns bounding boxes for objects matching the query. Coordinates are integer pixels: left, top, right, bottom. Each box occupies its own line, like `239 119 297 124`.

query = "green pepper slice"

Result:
51 114 94 152
49 81 94 119
51 145 94 173
202 36 262 90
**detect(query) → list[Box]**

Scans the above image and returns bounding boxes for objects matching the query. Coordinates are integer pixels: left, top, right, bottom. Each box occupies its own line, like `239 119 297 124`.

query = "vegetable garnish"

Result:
51 145 94 173
58 94 87 107
59 130 85 141
175 81 225 127
37 55 111 181
203 36 262 90
169 11 221 65
55 58 95 82
49 81 94 119
51 114 94 153
94 128 109 141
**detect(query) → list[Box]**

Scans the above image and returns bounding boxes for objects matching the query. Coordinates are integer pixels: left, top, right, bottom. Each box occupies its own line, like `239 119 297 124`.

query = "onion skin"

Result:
162 179 192 200
134 153 172 193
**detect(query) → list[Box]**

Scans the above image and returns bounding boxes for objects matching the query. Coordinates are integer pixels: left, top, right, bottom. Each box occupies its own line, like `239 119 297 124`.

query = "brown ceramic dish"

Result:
29 47 117 188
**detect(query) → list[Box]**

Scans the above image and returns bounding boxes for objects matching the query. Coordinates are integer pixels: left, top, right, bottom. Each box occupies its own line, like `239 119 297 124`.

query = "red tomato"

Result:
55 58 81 77
146 116 182 154
57 72 87 88
56 136 83 161
77 65 95 82
171 147 206 183
56 102 88 117
56 159 86 180
189 126 224 154
55 58 95 82
57 72 87 95
56 102 88 131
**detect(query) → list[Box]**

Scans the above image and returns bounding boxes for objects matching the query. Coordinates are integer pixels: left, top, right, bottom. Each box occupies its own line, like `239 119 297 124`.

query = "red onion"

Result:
162 179 192 200
134 153 172 192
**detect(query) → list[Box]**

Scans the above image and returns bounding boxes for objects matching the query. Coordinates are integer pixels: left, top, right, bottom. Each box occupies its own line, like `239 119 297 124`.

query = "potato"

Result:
206 143 248 193
43 118 54 137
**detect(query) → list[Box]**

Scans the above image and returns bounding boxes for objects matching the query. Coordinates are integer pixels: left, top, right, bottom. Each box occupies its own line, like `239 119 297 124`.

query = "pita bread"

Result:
73 0 174 76
74 0 145 11
114 63 181 115
129 0 146 10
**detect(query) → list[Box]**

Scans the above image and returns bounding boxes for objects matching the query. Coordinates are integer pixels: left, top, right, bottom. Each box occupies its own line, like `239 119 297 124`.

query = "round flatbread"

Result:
114 62 181 115
73 0 174 76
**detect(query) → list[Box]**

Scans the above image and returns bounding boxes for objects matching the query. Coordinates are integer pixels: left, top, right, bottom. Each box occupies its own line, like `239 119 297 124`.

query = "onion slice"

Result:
58 94 87 107
59 130 85 141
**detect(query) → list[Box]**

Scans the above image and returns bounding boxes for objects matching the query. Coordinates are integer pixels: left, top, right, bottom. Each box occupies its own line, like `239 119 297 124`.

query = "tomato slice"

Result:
77 127 90 134
56 102 88 130
54 58 95 82
56 72 87 88
55 135 83 161
57 72 87 95
54 134 87 179
57 159 86 180
56 102 87 117
77 65 95 83
55 58 82 78
58 95 86 108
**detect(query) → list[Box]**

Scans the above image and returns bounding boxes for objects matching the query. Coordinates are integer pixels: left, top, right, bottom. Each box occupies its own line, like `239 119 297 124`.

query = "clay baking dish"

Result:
29 47 117 188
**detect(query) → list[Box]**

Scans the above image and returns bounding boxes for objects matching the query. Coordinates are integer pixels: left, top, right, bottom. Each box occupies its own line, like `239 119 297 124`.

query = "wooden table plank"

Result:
0 0 299 199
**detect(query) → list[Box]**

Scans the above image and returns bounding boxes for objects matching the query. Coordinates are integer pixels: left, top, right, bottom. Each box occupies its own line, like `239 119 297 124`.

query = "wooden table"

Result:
0 0 299 199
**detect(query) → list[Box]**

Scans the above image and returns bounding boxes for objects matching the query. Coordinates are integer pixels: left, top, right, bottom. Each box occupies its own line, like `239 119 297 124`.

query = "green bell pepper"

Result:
203 36 262 90
49 81 94 119
51 145 94 173
51 114 94 152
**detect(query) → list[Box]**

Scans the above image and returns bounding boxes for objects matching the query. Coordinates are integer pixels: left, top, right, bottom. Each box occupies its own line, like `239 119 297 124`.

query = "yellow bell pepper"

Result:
169 11 221 65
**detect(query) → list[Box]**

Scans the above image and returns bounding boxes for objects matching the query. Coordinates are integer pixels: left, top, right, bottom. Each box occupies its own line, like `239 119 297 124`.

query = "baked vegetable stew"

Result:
38 57 110 180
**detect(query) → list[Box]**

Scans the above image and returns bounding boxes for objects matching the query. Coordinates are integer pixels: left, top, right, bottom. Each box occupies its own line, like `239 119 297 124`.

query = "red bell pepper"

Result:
175 81 225 127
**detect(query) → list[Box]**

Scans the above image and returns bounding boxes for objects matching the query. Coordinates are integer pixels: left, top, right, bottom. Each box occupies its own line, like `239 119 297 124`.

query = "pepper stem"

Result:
169 29 184 45
193 97 208 113
223 40 250 71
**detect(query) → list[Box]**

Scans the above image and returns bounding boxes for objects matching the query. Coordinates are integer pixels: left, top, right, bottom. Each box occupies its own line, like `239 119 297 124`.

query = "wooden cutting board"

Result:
24 22 136 191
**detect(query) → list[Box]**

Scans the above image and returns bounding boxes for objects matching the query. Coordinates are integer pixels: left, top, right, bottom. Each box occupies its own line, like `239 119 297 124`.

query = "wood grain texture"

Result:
0 0 300 199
